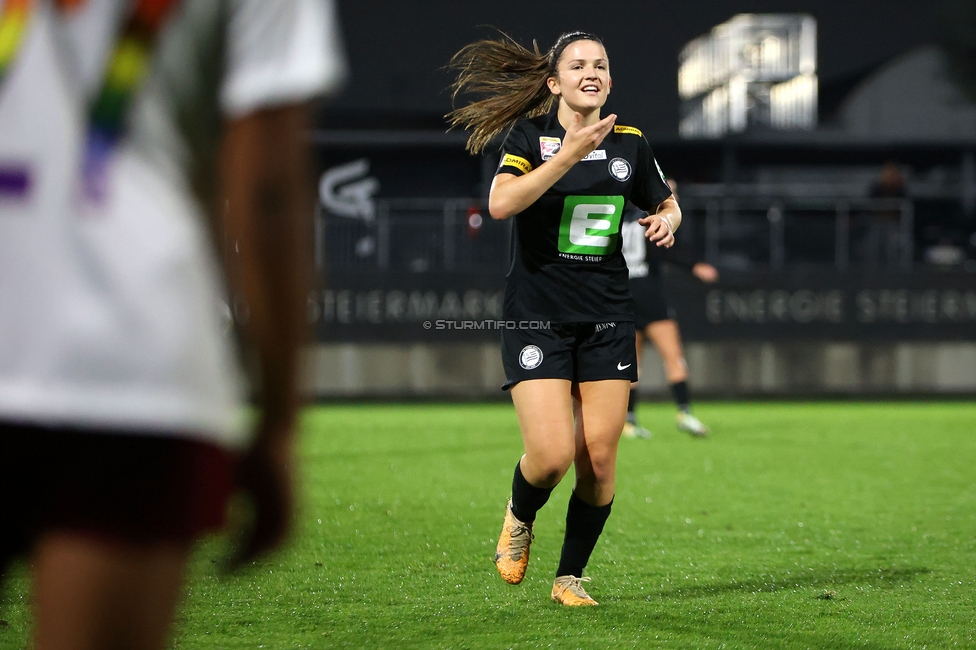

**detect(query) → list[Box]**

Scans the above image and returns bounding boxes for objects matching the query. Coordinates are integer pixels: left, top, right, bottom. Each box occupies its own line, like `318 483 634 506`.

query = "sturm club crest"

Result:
519 345 543 370
608 157 632 181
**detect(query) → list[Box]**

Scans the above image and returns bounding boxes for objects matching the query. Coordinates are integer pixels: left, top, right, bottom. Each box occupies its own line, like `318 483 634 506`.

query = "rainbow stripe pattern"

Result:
0 0 181 201
84 0 180 200
0 0 33 89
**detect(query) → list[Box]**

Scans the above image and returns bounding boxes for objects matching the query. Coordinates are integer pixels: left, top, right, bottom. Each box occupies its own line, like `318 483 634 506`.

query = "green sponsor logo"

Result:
557 195 625 256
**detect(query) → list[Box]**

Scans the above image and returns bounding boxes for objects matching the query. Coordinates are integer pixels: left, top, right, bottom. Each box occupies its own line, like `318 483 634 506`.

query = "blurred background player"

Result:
620 180 718 439
865 161 909 267
0 1 344 649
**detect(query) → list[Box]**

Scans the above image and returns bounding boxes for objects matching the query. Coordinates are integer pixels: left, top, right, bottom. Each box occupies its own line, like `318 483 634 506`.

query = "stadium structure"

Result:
306 15 976 399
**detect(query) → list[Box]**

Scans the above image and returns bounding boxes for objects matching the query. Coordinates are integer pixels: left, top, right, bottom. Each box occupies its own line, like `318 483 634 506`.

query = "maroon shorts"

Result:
0 422 236 569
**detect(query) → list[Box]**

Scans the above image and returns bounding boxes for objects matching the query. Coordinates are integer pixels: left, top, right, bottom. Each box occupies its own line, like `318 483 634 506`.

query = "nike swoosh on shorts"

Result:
617 363 632 370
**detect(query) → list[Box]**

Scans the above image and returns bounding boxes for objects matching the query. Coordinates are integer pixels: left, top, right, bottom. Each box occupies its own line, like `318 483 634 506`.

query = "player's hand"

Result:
692 262 719 283
639 213 675 248
227 418 295 571
559 111 616 163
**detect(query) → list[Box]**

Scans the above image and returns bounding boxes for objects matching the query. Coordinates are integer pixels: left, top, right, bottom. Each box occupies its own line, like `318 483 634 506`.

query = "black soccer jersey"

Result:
496 112 672 323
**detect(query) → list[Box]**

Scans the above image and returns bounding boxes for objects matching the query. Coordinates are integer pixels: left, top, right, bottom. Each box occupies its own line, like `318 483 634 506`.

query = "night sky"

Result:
328 0 963 137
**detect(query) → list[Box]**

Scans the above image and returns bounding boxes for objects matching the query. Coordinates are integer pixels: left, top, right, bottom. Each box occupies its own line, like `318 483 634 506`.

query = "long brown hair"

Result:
446 31 604 154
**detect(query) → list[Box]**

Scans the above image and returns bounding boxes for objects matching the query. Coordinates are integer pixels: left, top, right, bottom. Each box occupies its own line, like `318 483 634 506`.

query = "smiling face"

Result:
546 39 611 114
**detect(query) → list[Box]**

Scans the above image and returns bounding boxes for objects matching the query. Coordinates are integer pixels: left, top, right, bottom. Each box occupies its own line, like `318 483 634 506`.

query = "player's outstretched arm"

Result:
219 103 313 568
489 112 616 220
639 196 681 248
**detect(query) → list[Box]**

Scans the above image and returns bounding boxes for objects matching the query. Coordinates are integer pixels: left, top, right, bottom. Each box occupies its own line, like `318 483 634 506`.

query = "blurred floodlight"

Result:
679 14 818 138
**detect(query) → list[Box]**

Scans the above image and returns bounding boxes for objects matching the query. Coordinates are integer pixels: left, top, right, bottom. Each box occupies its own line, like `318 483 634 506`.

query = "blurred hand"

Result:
227 417 296 570
692 262 719 283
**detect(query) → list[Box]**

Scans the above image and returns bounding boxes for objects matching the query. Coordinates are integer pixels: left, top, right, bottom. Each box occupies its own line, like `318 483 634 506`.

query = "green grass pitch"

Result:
2 401 975 648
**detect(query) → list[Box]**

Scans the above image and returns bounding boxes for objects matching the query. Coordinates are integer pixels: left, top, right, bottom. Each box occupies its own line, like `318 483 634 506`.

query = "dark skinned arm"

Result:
218 103 313 568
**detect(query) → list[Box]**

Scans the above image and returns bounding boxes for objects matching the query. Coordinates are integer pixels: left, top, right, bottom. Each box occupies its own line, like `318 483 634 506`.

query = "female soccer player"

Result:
448 30 680 606
620 192 718 440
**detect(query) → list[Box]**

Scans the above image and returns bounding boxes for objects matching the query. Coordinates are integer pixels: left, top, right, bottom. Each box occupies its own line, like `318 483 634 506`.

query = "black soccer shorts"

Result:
501 321 638 390
630 276 676 330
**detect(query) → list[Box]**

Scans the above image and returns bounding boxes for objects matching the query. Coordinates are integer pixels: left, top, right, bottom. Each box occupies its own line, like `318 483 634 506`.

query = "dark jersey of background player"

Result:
498 114 672 323
621 201 700 318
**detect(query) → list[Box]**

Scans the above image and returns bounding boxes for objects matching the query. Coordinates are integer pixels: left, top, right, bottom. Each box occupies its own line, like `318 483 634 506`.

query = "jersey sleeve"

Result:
495 122 535 177
220 0 347 118
630 137 673 211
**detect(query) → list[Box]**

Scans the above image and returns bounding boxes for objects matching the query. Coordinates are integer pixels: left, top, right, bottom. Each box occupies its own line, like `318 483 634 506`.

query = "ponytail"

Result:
446 33 552 154
447 31 604 154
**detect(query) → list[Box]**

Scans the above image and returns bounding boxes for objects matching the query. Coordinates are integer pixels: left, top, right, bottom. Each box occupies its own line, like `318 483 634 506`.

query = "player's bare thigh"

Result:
572 379 631 505
645 319 688 382
510 378 576 488
32 532 190 650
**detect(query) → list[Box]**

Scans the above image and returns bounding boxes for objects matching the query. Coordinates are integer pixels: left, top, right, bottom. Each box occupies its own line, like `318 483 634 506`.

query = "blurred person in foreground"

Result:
0 1 344 648
620 180 717 439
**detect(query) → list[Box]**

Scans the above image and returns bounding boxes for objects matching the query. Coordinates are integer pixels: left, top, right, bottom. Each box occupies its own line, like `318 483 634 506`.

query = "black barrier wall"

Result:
310 269 976 343
670 269 976 341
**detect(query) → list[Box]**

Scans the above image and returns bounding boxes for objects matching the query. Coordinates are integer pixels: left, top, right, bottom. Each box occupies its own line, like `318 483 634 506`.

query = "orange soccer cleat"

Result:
494 499 534 584
551 575 598 606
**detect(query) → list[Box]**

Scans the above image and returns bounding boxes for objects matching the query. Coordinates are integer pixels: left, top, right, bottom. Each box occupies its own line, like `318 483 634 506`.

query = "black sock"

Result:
510 461 554 524
670 380 690 412
626 388 638 423
555 492 613 578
